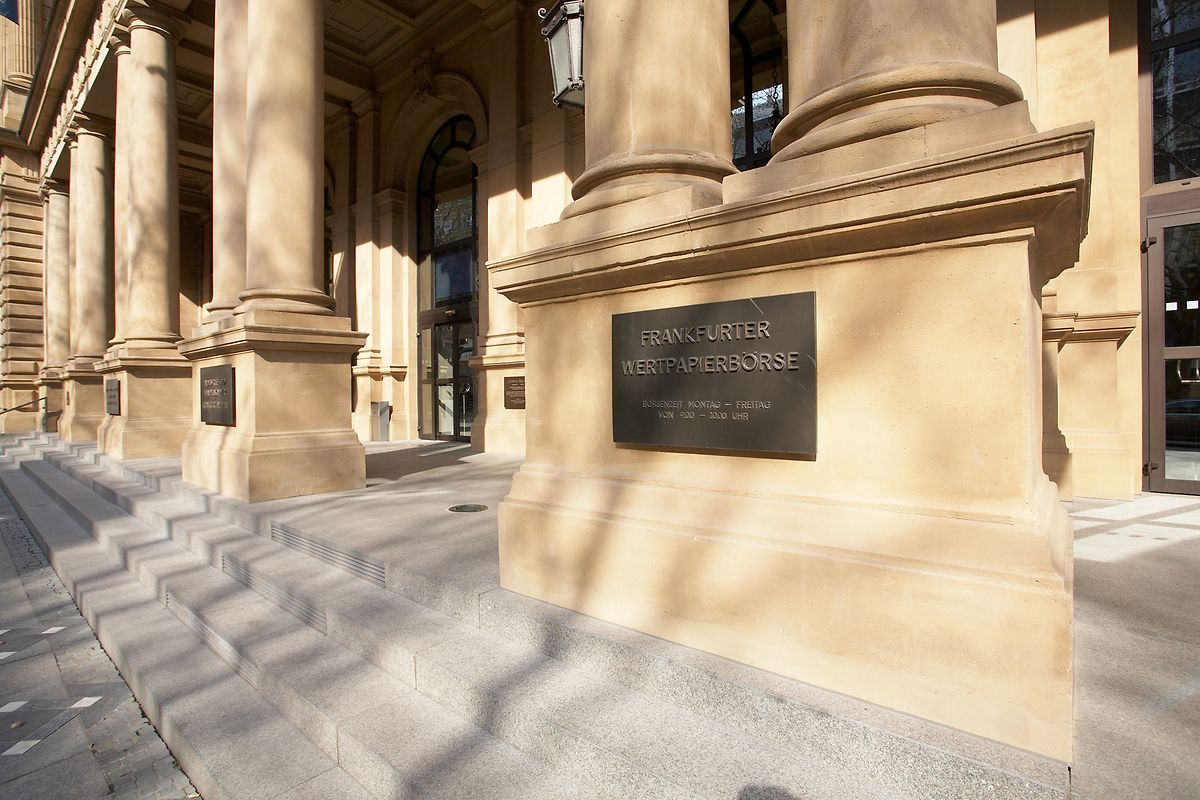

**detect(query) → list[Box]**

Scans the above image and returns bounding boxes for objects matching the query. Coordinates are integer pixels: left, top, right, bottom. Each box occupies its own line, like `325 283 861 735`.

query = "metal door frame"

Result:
419 318 474 442
1145 209 1200 492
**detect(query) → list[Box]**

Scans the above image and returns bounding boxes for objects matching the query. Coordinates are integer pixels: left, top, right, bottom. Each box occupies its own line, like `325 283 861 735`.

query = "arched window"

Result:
416 115 478 441
731 0 785 171
418 116 478 309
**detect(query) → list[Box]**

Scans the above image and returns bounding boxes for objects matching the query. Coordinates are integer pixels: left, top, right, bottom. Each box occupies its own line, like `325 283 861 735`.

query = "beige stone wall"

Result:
332 12 577 449
999 0 1144 499
0 149 44 431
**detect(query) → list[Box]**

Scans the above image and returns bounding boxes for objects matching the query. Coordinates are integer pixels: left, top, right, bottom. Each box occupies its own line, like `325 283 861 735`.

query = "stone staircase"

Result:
0 433 1070 800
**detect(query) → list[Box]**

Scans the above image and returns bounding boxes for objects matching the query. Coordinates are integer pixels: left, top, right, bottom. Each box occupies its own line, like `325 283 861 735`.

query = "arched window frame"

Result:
417 115 479 310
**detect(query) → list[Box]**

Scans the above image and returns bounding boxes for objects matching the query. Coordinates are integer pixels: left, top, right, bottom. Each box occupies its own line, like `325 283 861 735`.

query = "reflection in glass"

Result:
433 194 473 248
1152 0 1200 41
1166 359 1200 480
1153 40 1200 183
436 325 454 380
434 247 474 306
730 0 784 172
1163 222 1200 346
437 384 454 438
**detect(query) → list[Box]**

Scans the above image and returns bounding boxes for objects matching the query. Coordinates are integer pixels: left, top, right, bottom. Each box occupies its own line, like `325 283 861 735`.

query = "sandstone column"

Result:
109 31 131 346
181 0 366 502
40 187 70 372
5 0 38 84
96 4 193 460
36 184 70 431
771 0 1024 162
203 0 246 321
238 0 329 315
60 124 113 442
561 0 734 219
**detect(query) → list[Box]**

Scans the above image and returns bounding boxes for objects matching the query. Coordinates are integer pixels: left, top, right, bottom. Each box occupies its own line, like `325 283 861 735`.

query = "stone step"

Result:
0 460 367 800
21 436 1071 799
10 449 603 800
23 442 859 798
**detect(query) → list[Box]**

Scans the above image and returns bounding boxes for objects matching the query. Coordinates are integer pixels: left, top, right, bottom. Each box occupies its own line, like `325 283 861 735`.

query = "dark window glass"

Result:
730 0 784 171
1165 359 1200 479
434 246 474 306
1153 41 1200 182
1163 221 1200 346
1153 0 1200 41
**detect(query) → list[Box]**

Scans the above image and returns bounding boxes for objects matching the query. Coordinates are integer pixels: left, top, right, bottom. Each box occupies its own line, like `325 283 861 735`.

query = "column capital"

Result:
122 1 190 41
72 115 115 140
108 29 132 58
374 188 405 215
351 91 382 118
328 105 356 136
38 178 66 201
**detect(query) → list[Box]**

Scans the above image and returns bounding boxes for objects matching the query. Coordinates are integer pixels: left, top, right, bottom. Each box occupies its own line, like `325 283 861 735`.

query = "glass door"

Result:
1147 211 1200 492
421 321 475 441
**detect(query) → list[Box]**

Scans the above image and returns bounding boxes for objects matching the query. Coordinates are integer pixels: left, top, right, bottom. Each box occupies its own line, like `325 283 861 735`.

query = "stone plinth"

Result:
491 109 1091 761
469 344 527 457
60 363 105 442
0 384 43 433
96 352 191 460
36 372 63 433
179 310 367 503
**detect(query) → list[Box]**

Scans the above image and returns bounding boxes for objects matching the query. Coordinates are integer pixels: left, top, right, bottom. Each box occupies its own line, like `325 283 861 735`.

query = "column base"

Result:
351 365 414 442
1063 430 1137 500
492 118 1093 760
0 383 42 433
1044 432 1074 500
60 366 105 443
96 352 192 460
179 310 368 503
36 373 64 433
501 473 1073 760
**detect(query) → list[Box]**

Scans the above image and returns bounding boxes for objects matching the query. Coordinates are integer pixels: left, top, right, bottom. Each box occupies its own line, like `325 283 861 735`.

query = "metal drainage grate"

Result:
449 504 488 513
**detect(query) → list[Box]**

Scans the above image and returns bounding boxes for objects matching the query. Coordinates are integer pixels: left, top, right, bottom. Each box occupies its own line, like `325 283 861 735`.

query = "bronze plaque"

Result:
504 376 526 409
105 380 120 416
200 365 235 426
611 292 816 455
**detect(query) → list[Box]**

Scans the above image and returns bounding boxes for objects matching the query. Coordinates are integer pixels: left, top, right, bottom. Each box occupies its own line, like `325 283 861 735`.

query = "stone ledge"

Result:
492 119 1093 304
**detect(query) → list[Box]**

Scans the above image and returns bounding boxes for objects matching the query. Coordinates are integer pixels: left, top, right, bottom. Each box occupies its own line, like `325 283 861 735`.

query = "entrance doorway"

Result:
415 115 478 443
1146 210 1200 492
422 321 475 441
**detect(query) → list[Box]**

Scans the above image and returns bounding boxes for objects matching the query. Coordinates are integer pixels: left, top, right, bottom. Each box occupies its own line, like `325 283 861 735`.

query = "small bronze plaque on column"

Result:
504 376 526 409
611 292 817 455
105 380 120 416
200 365 235 426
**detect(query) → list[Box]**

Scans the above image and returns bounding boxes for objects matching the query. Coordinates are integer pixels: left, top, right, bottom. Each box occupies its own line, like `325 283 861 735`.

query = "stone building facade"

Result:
0 0 1178 765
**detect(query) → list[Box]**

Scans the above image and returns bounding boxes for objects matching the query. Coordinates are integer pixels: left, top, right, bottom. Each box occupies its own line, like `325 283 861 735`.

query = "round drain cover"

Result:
449 504 488 513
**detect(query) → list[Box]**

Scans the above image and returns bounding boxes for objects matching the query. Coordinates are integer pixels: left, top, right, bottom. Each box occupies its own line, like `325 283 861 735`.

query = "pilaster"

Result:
471 12 526 456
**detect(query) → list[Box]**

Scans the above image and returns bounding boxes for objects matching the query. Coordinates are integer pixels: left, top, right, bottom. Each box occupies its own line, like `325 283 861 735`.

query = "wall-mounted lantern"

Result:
538 1 584 108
